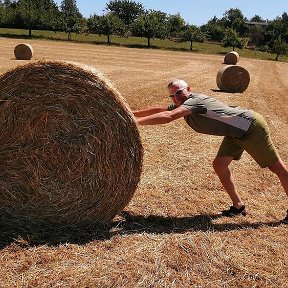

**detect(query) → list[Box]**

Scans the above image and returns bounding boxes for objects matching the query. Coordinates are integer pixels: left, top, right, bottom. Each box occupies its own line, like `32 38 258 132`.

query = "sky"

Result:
55 0 288 26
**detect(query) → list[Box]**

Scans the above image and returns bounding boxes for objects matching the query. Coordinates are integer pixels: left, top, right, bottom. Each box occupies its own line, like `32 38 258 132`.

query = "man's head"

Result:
167 79 191 106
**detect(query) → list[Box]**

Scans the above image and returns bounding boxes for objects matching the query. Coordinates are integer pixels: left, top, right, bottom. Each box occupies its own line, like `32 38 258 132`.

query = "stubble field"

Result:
0 38 287 287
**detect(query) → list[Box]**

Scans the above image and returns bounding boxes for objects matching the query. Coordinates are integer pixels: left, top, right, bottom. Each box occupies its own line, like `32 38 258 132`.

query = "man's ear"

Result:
187 86 191 92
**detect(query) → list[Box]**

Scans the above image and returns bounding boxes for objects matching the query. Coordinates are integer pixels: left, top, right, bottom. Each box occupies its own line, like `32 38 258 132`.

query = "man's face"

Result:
168 85 190 107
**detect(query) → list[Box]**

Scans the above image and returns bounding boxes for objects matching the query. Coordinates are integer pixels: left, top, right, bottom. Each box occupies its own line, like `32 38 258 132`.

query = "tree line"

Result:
0 0 287 60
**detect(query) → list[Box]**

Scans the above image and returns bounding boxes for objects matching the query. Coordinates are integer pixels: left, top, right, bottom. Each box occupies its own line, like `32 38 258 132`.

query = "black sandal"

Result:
221 205 247 217
282 209 288 224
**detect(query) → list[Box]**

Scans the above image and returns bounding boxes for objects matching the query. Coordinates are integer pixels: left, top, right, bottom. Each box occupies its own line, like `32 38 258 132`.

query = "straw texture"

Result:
216 65 250 93
224 51 239 65
0 61 143 225
14 43 34 60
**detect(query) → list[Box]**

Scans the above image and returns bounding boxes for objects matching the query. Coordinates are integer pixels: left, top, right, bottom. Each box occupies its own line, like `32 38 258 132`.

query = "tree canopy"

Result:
131 10 168 47
60 0 84 40
222 28 244 50
88 13 125 44
181 25 204 50
106 0 144 25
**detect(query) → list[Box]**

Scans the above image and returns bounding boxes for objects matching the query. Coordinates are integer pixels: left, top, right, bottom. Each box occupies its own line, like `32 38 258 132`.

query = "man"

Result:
133 79 288 223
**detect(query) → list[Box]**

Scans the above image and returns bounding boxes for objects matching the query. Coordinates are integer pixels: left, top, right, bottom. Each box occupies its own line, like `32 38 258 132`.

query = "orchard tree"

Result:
40 0 61 32
269 35 287 60
231 17 248 36
88 13 125 44
248 25 265 47
167 13 185 38
222 8 248 36
0 1 3 26
0 0 17 27
223 8 244 26
15 0 59 36
3 0 14 5
265 15 288 60
106 0 144 25
2 0 16 9
247 15 268 48
222 28 244 50
250 15 265 23
16 0 40 37
131 10 168 47
60 0 83 40
181 24 204 51
201 16 225 42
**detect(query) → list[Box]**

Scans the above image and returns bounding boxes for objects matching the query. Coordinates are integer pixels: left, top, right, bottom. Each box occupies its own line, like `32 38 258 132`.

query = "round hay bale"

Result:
224 51 239 65
14 43 34 60
216 65 250 93
0 61 143 225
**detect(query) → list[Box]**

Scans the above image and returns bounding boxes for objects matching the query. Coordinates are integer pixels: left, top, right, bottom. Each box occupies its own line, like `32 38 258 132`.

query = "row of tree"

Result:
0 0 83 39
202 9 288 60
0 0 287 59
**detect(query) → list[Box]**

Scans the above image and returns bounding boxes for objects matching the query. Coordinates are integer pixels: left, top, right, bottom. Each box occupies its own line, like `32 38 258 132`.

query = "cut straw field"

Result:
0 37 287 287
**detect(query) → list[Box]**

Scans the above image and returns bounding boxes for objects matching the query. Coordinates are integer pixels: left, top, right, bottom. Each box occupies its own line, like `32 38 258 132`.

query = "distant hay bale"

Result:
14 43 34 60
224 51 239 65
0 61 143 225
216 65 250 93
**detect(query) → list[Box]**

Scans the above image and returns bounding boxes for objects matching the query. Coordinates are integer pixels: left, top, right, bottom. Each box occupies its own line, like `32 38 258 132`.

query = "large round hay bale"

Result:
0 61 143 225
224 51 239 65
216 65 250 93
14 43 34 60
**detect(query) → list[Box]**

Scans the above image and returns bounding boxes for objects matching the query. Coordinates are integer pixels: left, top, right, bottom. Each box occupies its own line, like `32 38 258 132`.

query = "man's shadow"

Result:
117 212 282 234
0 211 282 249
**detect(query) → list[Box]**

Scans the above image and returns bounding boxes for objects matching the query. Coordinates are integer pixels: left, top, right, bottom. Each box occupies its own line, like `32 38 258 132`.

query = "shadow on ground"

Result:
0 211 283 249
0 33 32 39
0 216 112 249
118 211 282 235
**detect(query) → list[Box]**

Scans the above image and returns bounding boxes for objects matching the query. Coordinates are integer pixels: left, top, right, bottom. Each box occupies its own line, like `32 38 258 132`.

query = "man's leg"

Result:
268 159 288 197
268 159 288 223
213 156 245 209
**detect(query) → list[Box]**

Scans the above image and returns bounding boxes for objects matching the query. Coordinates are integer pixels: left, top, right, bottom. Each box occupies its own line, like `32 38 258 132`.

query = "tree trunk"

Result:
190 40 193 51
29 28 32 38
148 37 151 47
232 46 235 51
107 35 111 44
276 53 279 61
68 32 72 41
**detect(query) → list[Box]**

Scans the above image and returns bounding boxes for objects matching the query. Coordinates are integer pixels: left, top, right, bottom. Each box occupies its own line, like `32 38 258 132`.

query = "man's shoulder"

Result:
181 93 209 114
183 93 207 105
189 92 211 99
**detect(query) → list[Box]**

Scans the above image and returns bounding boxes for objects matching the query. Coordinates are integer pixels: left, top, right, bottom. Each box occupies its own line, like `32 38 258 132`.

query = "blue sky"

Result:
55 0 288 26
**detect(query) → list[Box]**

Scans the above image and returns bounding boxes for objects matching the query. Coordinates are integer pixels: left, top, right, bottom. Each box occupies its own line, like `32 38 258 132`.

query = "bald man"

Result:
133 79 288 223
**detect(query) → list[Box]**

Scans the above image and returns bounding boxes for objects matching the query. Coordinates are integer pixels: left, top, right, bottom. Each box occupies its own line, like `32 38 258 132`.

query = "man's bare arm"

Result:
133 106 168 117
137 106 191 125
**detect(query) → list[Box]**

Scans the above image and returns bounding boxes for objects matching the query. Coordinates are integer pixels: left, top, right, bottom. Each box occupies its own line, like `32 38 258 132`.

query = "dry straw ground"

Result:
0 38 287 287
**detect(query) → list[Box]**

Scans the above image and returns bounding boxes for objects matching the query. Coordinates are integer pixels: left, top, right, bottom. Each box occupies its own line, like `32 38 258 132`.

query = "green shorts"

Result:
216 112 279 168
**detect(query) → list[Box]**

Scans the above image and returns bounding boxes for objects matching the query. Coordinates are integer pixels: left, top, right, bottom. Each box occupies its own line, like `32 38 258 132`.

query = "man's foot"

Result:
282 209 288 224
221 205 247 217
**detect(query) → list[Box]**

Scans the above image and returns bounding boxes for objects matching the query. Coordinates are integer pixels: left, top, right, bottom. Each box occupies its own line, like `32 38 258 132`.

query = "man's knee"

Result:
268 159 288 175
213 157 231 174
